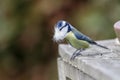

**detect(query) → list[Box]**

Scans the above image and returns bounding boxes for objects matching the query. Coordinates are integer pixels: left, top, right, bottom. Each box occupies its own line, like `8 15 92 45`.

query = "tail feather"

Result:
95 43 109 49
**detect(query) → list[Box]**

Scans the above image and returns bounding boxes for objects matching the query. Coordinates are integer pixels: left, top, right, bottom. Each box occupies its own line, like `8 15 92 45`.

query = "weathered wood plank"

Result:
58 58 96 80
64 59 96 80
57 58 66 80
58 39 120 80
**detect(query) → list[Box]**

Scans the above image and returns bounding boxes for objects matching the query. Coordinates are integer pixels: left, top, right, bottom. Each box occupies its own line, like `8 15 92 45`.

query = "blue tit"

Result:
53 20 109 60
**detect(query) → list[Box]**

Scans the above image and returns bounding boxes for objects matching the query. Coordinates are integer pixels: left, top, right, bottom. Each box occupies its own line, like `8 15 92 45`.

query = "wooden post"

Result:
57 39 120 80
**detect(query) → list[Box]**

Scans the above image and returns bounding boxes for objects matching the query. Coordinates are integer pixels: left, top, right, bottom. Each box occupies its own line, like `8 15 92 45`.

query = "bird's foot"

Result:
70 52 82 60
70 49 85 60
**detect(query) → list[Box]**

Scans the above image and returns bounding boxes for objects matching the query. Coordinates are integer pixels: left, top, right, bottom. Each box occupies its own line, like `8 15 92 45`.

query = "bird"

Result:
53 20 109 60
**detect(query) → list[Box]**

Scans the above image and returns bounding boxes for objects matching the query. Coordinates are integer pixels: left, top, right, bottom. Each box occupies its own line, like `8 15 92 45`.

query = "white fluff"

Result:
53 25 68 42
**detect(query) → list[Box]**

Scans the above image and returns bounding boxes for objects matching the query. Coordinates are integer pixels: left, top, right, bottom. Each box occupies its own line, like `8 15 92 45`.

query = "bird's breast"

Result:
65 32 89 49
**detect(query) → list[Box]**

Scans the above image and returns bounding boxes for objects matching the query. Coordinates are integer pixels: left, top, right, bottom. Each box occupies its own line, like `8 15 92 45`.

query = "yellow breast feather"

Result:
65 31 89 49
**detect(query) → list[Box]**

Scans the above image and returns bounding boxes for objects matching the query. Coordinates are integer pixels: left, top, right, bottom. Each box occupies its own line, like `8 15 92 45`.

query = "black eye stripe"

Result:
59 23 68 31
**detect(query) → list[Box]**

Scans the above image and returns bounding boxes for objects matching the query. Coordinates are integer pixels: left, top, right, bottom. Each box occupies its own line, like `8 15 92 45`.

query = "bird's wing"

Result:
71 27 96 44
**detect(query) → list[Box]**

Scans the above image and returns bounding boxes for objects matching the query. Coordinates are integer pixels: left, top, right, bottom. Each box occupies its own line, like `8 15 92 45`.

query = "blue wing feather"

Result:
70 25 96 44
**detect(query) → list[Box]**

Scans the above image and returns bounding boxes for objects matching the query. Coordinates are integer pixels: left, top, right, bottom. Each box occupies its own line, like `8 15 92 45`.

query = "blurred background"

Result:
0 0 119 80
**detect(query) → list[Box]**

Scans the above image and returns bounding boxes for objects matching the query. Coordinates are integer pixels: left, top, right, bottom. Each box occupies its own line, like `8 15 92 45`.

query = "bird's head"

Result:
53 20 72 42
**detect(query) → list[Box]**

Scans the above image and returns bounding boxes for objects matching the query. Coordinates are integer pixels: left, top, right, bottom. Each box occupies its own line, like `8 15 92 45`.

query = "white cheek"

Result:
53 27 68 42
61 26 68 36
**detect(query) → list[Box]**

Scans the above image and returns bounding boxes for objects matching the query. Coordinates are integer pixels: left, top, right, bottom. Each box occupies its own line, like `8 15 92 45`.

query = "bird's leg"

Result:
77 48 85 55
70 48 85 60
70 49 79 60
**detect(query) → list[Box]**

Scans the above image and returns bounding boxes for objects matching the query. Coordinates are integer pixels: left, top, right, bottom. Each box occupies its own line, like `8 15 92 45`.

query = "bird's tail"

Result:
95 43 109 49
